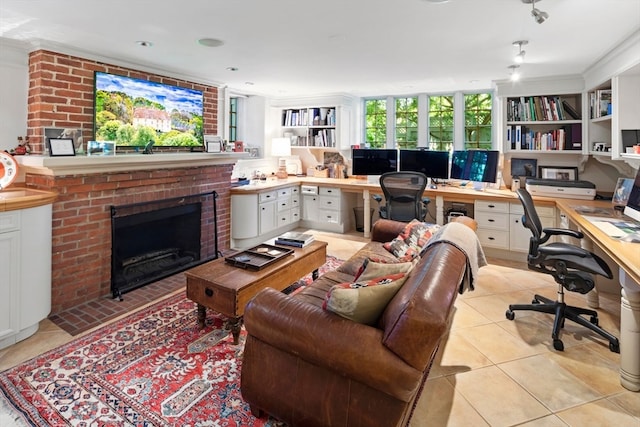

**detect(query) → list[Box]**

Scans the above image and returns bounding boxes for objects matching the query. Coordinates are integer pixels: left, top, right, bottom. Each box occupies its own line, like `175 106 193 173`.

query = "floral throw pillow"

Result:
383 219 440 260
353 258 416 282
323 273 408 325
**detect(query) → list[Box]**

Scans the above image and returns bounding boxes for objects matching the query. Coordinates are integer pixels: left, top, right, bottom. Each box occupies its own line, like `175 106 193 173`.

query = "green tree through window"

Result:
465 93 492 149
229 97 238 142
395 97 418 149
365 99 386 148
429 95 454 151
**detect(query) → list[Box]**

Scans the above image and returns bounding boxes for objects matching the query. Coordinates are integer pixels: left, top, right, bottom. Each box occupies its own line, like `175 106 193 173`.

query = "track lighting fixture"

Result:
508 65 521 81
522 0 548 24
513 40 528 64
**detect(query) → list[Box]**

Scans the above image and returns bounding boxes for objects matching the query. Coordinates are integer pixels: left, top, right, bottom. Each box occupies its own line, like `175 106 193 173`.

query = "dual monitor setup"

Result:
351 148 500 186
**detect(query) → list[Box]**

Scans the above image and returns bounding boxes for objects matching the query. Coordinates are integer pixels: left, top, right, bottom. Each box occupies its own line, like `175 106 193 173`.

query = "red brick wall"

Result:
26 50 218 154
26 165 232 314
25 50 231 314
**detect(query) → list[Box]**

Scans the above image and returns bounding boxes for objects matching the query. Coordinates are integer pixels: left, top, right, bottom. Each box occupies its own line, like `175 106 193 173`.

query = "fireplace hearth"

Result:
110 192 219 299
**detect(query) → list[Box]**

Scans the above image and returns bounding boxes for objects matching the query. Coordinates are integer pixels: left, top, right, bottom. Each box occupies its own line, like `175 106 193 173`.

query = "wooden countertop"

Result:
0 187 58 211
229 176 556 207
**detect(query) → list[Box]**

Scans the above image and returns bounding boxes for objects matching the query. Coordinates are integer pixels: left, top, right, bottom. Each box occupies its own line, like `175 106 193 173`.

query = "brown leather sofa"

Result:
240 218 480 427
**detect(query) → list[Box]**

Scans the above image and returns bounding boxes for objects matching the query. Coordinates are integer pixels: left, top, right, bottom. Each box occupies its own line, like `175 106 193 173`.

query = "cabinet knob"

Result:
488 204 495 208
488 237 495 241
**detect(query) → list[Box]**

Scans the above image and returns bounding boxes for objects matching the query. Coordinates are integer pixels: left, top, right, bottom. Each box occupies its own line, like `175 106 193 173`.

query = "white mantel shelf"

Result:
16 152 248 176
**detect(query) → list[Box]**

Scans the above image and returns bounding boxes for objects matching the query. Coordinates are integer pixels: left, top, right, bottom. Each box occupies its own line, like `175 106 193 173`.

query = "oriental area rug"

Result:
0 256 343 426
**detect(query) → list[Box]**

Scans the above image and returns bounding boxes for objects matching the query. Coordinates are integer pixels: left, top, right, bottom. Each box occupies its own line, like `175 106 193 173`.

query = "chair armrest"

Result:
372 194 382 203
541 227 583 241
244 288 421 401
421 197 431 206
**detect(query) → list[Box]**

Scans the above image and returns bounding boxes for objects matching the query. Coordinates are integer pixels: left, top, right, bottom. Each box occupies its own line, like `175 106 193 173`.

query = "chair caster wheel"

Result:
609 342 620 353
506 310 515 320
590 316 599 325
553 339 564 351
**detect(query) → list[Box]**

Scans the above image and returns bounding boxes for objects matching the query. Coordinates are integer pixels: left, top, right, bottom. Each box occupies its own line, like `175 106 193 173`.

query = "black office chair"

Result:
506 188 620 352
372 172 430 222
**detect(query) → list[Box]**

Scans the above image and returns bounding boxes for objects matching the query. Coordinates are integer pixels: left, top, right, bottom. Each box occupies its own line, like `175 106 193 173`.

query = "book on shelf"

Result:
276 231 315 245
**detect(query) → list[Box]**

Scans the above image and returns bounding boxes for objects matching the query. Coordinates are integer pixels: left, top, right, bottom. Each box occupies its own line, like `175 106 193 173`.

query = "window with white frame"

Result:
229 97 238 142
464 93 492 149
364 98 387 149
395 97 418 149
429 95 454 151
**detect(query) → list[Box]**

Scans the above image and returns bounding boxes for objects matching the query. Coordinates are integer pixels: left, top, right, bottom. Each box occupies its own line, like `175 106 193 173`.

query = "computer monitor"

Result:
399 149 449 180
623 167 640 222
449 150 500 183
351 149 398 176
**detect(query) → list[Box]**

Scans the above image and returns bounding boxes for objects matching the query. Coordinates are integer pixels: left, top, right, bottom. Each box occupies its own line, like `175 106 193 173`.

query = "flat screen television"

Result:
450 150 500 183
399 149 449 179
351 149 398 176
624 167 640 222
93 71 204 148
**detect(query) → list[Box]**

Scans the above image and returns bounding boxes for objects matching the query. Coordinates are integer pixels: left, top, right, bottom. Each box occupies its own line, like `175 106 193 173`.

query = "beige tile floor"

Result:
1 229 639 426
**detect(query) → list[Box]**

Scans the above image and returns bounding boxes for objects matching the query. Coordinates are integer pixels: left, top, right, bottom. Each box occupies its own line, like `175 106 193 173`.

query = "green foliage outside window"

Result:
395 97 418 149
429 95 454 151
365 99 387 148
465 93 492 149
229 97 238 142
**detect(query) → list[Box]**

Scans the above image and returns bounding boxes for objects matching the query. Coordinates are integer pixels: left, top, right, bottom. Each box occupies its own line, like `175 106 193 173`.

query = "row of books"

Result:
507 123 582 151
589 89 612 119
274 232 315 248
282 108 336 127
507 96 581 122
312 129 336 147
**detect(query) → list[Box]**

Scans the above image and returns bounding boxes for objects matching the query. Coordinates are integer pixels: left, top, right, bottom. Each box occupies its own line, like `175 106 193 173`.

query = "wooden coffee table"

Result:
185 240 328 344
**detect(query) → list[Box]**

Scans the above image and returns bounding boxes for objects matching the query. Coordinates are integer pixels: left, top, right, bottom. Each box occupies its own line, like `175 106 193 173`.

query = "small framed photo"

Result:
538 166 578 181
613 178 634 206
47 138 76 156
510 158 537 178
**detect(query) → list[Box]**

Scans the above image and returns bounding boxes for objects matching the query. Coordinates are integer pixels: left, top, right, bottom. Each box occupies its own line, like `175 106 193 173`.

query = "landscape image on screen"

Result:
94 71 204 148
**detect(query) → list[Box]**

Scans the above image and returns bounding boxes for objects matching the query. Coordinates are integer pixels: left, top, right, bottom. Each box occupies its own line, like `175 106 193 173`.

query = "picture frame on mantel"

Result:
44 127 84 153
47 137 76 157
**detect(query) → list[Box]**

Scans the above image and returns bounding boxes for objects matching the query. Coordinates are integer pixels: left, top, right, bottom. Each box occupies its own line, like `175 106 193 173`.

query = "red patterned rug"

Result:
0 256 343 426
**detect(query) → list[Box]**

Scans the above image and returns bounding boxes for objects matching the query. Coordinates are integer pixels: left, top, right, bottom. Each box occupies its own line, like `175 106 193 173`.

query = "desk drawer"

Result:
277 198 291 211
277 187 292 198
319 209 340 224
319 187 340 196
319 195 340 210
259 191 277 203
477 229 509 249
476 212 509 230
475 200 509 213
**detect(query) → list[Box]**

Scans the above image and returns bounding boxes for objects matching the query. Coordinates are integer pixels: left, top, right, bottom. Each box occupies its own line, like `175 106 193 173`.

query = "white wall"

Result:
0 40 28 153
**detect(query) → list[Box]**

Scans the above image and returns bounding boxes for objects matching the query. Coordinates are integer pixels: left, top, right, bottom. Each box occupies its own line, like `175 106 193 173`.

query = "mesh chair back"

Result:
379 172 428 222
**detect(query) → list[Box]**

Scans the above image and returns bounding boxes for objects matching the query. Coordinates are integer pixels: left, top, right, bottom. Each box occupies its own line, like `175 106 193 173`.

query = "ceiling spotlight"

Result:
513 40 528 64
136 41 153 47
522 0 548 24
226 67 238 72
508 65 521 81
198 38 224 47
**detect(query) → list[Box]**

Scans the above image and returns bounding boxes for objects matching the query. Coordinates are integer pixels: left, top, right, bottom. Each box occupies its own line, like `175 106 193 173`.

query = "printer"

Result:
525 178 596 200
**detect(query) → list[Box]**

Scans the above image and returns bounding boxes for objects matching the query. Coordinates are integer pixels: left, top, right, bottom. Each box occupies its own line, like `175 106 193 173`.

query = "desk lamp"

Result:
272 137 292 179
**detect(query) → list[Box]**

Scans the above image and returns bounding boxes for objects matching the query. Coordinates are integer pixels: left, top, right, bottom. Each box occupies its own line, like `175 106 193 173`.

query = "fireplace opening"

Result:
110 191 219 299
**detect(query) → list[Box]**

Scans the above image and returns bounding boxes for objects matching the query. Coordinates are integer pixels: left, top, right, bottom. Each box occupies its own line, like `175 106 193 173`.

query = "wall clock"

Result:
0 152 19 190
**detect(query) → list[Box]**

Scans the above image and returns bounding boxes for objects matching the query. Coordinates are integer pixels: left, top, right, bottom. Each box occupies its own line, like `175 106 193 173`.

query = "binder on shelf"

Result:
562 100 581 120
515 125 522 150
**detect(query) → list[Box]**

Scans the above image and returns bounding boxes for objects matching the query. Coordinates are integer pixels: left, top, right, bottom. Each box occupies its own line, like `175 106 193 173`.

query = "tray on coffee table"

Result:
224 243 294 270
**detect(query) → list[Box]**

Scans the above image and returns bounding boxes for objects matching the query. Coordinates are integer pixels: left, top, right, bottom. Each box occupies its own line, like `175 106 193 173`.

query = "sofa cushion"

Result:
323 273 408 325
336 241 398 277
354 258 416 282
383 220 439 260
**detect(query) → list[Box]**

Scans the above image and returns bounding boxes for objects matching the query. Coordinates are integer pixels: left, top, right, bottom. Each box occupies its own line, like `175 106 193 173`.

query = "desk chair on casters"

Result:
505 188 620 353
372 172 431 222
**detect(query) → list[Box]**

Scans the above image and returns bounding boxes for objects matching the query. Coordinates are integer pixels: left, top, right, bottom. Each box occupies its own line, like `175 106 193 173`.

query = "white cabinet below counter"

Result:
231 184 301 249
0 199 54 350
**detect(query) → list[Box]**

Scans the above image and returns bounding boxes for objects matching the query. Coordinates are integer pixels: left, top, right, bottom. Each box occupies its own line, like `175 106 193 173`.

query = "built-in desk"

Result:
556 199 640 391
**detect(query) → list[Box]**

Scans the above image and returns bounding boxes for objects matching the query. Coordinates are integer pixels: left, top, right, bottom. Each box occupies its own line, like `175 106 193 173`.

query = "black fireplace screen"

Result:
110 191 218 299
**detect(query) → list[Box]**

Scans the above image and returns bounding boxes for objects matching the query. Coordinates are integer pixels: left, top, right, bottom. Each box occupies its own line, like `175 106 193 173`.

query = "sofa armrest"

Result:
370 219 408 242
244 287 423 402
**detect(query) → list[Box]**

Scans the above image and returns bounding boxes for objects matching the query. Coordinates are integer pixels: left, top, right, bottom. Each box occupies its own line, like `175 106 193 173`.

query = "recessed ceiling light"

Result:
198 38 224 47
226 67 238 72
423 0 450 3
136 41 153 47
245 82 254 86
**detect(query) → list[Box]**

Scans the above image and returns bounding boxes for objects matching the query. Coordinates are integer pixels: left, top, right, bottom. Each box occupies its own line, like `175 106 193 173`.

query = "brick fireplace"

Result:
20 49 237 315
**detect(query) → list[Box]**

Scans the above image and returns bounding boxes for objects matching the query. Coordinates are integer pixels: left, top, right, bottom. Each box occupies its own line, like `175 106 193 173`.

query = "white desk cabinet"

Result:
231 184 301 249
0 204 52 350
301 187 355 233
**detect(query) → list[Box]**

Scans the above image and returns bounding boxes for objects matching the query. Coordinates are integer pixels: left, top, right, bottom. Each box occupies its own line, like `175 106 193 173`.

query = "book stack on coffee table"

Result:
275 232 315 248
